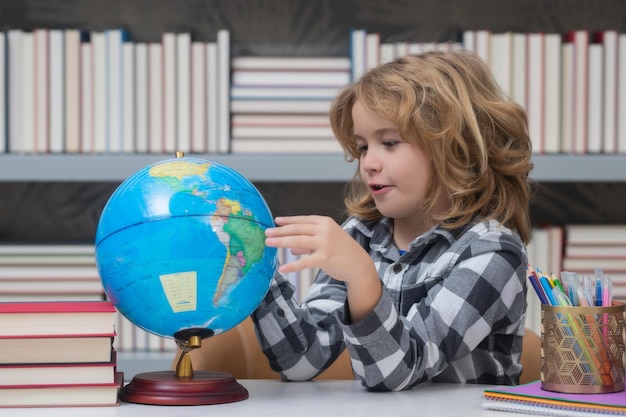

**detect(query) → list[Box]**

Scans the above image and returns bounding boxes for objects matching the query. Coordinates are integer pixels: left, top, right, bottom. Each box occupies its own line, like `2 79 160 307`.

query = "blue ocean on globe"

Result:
95 156 278 340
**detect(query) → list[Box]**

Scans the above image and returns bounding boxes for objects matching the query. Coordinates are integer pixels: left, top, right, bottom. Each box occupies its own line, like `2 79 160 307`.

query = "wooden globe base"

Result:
119 370 249 406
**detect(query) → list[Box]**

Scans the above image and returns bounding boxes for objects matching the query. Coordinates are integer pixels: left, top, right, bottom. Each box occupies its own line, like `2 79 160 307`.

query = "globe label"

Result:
159 271 198 313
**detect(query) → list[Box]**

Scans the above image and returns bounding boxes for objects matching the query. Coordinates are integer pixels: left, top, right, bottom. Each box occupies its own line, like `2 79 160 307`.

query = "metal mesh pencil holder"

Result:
541 302 625 394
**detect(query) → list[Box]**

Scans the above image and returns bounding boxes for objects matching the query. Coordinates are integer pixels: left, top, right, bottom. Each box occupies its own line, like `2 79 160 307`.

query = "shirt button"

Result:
277 308 285 317
393 264 403 274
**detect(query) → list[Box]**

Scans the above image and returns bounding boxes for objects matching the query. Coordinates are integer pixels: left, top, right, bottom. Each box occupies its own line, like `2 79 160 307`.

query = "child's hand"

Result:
266 215 382 322
265 215 370 283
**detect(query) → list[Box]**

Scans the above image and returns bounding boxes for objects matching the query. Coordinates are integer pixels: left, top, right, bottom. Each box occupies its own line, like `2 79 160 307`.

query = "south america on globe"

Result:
95 156 278 342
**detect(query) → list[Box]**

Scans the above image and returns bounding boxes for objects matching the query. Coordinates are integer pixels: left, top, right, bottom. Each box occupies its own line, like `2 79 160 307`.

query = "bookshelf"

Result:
1 0 626 382
4 154 626 183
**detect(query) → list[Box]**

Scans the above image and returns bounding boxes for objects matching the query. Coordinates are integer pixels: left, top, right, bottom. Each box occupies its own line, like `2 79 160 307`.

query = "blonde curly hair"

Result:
329 50 533 244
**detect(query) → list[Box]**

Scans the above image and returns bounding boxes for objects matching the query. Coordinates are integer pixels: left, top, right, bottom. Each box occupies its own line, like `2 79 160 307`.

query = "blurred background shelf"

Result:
1 153 624 183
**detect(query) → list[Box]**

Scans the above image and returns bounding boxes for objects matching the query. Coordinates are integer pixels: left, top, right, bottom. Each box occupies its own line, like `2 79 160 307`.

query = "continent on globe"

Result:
210 197 267 305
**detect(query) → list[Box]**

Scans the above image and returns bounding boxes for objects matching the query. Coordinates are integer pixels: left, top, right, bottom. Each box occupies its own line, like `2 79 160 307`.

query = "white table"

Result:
0 380 513 416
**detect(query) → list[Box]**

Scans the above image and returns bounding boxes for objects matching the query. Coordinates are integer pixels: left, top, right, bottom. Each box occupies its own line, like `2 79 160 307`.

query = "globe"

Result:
94 155 278 343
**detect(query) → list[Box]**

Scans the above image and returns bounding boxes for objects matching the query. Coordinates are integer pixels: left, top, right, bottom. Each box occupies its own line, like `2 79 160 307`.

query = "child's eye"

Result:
382 140 400 148
355 144 368 154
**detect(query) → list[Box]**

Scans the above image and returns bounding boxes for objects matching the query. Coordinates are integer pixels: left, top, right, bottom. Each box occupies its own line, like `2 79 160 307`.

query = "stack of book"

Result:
562 224 626 301
0 300 121 407
229 55 349 154
0 244 104 302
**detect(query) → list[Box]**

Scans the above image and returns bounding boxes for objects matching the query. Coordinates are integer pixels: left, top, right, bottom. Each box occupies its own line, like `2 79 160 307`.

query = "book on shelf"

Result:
618 33 626 154
206 41 219 154
0 300 116 337
232 56 351 71
0 32 5 154
543 32 562 154
231 86 341 100
482 380 626 416
91 30 107 154
231 70 350 88
48 29 65 154
80 33 94 154
122 36 135 154
148 42 164 153
586 33 604 154
230 138 342 154
565 244 626 258
33 28 48 154
216 29 230 154
230 99 332 114
232 114 331 127
231 125 334 139
0 334 114 364
526 32 545 154
191 41 207 153
64 29 81 154
602 30 618 154
0 361 117 386
488 31 513 98
572 29 589 154
565 225 626 245
162 32 177 154
561 257 626 273
0 371 123 408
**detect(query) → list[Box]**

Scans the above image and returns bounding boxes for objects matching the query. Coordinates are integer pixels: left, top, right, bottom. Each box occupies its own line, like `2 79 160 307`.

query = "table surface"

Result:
0 379 513 416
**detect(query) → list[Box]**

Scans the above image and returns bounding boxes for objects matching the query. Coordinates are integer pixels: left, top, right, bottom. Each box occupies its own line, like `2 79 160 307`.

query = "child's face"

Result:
352 100 435 232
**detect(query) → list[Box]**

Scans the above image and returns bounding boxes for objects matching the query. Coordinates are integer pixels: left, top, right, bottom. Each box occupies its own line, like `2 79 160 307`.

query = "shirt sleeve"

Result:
339 224 527 391
251 268 350 381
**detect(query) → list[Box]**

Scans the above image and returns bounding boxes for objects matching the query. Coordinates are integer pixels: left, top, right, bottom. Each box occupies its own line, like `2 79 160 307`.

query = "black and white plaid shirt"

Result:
252 216 528 391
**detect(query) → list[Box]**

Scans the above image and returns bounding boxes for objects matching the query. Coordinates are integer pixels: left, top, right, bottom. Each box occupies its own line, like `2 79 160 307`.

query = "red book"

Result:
0 371 123 408
0 301 116 337
0 334 114 364
0 361 117 387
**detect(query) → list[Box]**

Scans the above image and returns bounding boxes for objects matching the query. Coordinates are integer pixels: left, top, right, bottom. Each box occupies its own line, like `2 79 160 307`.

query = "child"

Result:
254 50 533 391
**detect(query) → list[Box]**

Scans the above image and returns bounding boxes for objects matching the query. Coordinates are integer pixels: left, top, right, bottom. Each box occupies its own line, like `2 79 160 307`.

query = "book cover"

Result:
33 28 49 155
0 335 114 365
0 361 116 386
232 70 350 88
48 29 65 154
162 32 177 154
0 371 122 407
206 41 218 154
122 38 135 154
560 32 575 154
230 99 332 114
543 32 562 154
617 33 626 154
0 301 116 337
230 86 341 100
134 43 149 154
586 34 603 154
602 30 618 154
232 56 351 71
20 31 34 154
566 225 626 245
64 29 81 154
148 42 163 153
7 29 23 154
526 32 545 154
572 29 589 154
104 29 125 154
216 29 230 154
91 30 107 154
176 32 191 154
482 380 626 415
80 36 94 154
190 41 206 153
